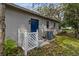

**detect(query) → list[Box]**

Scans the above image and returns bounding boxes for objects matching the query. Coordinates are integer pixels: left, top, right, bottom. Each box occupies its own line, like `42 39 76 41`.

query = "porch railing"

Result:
18 29 38 55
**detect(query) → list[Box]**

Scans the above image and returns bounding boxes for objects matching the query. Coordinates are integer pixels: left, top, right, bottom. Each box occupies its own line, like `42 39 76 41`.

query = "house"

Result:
4 3 59 40
0 3 60 47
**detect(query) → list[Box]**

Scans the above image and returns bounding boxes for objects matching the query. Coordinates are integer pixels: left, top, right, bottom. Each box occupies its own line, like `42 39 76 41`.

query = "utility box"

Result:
47 31 53 40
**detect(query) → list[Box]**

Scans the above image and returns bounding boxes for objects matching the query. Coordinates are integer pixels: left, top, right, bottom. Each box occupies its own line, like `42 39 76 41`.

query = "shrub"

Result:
3 37 24 56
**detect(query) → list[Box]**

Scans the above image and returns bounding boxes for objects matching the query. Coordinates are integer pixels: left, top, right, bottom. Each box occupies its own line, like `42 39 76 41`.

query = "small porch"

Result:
17 27 56 55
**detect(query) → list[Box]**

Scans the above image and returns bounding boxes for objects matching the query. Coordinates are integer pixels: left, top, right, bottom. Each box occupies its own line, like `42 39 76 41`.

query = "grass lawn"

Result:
28 35 79 56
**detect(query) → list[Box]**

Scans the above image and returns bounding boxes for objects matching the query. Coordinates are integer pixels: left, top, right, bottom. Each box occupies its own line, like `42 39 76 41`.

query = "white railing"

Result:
18 29 38 55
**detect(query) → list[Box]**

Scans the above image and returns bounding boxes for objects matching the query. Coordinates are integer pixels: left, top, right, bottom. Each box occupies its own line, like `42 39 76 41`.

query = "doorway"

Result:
31 19 39 32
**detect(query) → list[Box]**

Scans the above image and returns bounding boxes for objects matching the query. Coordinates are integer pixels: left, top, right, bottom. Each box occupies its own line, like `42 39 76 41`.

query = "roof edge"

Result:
5 3 60 23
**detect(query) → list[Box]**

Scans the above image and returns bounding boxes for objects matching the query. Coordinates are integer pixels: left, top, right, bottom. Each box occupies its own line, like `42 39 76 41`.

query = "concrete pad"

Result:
40 41 50 47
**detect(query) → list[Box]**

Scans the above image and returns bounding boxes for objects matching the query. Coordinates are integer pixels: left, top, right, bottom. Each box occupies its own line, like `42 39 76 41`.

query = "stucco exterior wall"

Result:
5 7 59 41
5 8 29 41
5 8 47 41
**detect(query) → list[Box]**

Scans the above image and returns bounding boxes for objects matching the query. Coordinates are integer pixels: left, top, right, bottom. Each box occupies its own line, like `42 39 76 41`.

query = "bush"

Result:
3 37 24 56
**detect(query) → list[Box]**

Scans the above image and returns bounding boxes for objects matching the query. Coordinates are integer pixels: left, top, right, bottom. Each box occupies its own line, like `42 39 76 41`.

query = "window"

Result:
54 22 55 28
46 21 49 28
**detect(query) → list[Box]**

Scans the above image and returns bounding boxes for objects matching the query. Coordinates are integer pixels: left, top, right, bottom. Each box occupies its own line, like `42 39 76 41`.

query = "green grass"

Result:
55 36 79 56
28 35 79 56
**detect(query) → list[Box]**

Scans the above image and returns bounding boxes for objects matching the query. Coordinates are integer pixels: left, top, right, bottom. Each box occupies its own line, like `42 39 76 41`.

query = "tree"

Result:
64 3 79 38
35 3 63 21
0 3 5 55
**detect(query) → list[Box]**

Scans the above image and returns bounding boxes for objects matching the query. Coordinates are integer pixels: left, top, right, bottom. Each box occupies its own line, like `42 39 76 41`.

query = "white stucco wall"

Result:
5 8 48 41
5 7 59 41
5 8 29 41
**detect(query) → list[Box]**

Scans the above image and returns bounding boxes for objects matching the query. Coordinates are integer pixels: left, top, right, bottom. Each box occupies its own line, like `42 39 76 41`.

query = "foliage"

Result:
4 37 17 49
3 37 24 56
36 4 63 20
64 4 79 28
63 3 79 38
28 35 79 56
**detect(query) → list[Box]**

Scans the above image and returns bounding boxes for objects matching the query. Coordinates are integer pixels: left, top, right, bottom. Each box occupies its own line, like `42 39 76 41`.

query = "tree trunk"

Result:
76 29 79 39
74 29 79 39
75 30 77 38
0 3 5 55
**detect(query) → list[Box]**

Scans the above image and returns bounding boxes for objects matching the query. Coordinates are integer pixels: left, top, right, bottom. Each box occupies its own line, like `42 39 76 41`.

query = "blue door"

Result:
31 19 39 32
